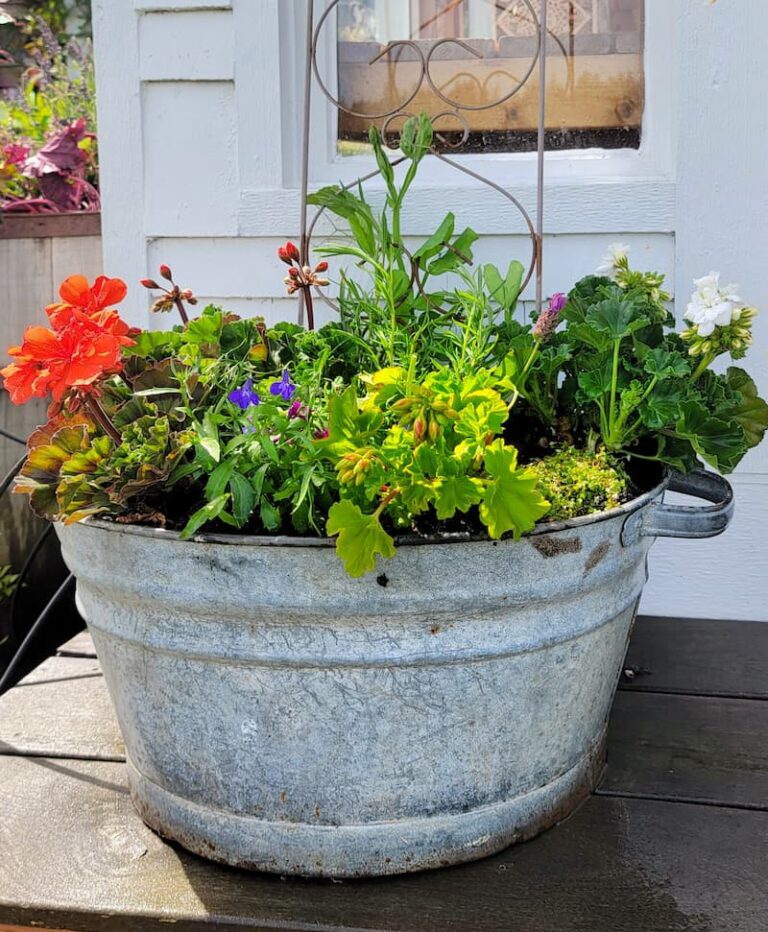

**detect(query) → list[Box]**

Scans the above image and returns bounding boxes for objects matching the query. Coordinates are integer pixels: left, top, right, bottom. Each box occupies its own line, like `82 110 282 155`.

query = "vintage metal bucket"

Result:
56 470 733 878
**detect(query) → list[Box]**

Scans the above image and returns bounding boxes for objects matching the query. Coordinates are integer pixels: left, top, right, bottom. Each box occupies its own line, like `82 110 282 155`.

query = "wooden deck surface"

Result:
0 616 766 932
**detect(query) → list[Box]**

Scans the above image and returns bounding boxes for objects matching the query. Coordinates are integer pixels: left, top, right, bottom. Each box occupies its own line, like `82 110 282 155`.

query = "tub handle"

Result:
621 470 734 545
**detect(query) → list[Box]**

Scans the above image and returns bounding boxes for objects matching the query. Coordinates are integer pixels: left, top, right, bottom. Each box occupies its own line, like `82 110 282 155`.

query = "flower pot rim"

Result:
76 475 669 549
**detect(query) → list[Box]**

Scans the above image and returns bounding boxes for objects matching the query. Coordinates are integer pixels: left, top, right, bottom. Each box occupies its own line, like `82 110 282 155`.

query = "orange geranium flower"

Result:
46 275 128 329
1 321 125 405
48 306 136 347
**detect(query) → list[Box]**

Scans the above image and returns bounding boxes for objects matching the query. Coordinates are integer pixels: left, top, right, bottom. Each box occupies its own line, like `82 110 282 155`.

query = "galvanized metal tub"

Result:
55 470 733 878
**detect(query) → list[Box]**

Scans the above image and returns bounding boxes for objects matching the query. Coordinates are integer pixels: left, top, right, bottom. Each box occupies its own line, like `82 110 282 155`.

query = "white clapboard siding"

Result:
90 0 768 620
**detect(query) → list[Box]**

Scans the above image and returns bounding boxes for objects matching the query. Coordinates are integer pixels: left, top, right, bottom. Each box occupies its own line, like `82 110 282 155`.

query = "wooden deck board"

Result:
0 656 123 761
621 616 768 698
600 690 768 809
0 756 766 932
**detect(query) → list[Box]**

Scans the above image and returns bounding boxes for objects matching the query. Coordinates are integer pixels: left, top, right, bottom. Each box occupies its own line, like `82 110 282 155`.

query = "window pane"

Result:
335 0 644 154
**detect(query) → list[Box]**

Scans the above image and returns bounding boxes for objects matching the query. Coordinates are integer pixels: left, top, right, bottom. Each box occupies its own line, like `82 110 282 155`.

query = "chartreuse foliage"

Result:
318 366 549 576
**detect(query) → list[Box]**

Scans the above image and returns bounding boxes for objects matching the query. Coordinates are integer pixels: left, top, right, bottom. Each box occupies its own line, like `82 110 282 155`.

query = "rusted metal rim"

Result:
80 476 669 548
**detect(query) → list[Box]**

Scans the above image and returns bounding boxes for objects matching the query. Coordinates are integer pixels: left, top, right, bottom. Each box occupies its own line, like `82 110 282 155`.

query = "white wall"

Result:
91 0 768 621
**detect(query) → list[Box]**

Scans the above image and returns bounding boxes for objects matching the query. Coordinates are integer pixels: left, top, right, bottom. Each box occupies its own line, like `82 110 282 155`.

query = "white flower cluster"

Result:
596 243 631 279
684 272 743 337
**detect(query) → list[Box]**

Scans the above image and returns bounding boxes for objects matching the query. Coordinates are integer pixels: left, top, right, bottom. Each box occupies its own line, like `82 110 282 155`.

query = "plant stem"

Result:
607 338 621 440
374 487 400 518
304 285 315 331
82 394 121 444
509 342 540 409
173 296 189 326
691 352 716 381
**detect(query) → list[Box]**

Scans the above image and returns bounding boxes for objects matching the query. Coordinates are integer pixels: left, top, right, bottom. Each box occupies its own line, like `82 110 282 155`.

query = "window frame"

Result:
280 2 674 191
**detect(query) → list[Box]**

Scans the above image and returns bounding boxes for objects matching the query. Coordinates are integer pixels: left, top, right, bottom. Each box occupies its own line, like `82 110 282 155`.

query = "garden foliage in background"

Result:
0 6 97 213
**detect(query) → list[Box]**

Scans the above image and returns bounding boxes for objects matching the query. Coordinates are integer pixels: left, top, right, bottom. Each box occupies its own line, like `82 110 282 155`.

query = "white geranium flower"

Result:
596 243 631 278
684 271 742 337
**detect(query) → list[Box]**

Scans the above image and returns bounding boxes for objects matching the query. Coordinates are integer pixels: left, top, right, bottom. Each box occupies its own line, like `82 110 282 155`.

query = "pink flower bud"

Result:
315 260 329 273
159 264 173 282
141 278 160 290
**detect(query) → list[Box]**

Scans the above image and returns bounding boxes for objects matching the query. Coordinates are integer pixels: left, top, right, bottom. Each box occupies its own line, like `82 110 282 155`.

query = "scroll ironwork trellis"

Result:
298 0 550 325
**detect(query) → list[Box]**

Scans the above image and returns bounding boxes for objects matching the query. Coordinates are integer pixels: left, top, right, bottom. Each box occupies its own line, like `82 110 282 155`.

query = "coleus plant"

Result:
2 114 767 576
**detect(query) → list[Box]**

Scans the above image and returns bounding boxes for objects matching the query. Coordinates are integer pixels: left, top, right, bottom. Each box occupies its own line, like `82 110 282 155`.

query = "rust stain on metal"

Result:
584 541 611 575
532 536 582 558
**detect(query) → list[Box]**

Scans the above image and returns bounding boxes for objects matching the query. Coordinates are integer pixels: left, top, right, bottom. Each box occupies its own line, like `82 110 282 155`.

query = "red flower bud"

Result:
159 264 173 282
278 241 300 265
141 278 160 290
288 266 300 278
315 261 329 273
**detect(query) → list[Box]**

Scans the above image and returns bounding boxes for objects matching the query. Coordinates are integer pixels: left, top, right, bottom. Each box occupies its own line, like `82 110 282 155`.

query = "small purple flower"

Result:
313 427 330 440
532 292 568 341
550 292 568 313
229 379 261 410
270 369 297 401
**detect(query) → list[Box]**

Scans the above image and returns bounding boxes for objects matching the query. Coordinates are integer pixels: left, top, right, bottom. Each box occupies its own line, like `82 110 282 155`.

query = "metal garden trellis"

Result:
298 0 550 326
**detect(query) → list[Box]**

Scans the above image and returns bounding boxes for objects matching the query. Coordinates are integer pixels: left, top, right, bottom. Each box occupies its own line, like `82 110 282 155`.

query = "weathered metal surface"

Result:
54 474 734 878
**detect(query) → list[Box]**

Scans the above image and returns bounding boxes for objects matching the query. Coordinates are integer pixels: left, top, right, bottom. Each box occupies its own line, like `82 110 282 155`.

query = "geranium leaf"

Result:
434 475 483 520
675 401 747 473
643 346 690 379
726 367 768 449
479 440 550 539
326 499 396 578
585 297 648 341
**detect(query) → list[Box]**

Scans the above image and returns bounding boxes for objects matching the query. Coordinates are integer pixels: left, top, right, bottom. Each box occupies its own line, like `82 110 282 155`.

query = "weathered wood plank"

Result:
601 690 768 809
0 757 765 932
0 236 52 574
0 656 123 762
0 214 101 240
50 236 103 288
622 616 768 698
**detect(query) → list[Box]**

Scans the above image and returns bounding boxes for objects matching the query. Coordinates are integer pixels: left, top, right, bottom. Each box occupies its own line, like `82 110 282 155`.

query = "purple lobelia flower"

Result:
270 369 297 402
229 378 261 410
532 292 567 341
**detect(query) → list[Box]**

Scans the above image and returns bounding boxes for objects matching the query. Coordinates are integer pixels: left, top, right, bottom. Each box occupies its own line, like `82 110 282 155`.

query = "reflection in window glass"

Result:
335 1 645 154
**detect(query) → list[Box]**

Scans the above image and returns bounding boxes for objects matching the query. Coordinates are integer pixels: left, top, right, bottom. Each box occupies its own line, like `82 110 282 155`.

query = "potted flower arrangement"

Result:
2 116 766 877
